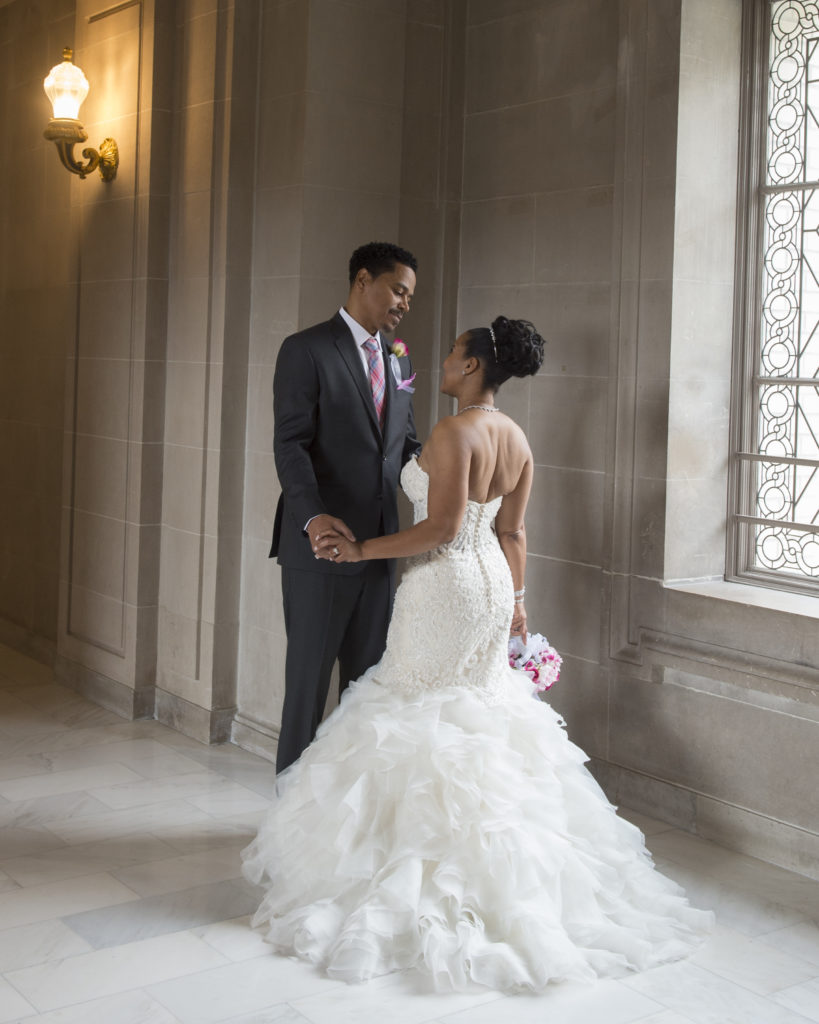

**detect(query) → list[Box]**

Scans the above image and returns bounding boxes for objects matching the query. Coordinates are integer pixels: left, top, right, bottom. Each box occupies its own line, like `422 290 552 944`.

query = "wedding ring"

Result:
333 546 340 557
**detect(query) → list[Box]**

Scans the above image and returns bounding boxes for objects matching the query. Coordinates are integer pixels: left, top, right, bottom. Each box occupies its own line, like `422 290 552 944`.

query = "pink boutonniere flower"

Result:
391 339 409 357
396 372 416 394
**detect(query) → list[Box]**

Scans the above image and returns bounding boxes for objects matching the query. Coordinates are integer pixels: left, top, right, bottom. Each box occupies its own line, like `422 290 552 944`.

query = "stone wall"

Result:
0 0 75 661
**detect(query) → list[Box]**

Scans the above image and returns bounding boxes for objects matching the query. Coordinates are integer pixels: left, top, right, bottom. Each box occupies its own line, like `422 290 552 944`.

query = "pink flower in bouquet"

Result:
508 632 562 693
391 339 409 357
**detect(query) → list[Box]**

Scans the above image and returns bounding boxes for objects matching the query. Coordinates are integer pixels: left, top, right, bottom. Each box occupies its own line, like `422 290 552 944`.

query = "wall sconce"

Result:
43 48 119 181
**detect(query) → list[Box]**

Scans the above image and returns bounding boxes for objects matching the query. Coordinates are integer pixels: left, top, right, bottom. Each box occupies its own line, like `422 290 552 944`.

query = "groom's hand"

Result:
308 515 355 558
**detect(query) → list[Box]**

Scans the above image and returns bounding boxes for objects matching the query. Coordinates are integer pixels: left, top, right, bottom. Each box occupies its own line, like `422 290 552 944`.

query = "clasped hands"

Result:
309 514 363 563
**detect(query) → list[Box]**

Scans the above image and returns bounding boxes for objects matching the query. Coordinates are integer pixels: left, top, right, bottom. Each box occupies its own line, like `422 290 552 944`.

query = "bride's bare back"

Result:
418 409 533 528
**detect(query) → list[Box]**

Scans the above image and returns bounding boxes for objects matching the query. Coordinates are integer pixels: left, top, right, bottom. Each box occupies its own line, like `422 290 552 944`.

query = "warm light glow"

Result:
43 47 119 181
43 48 89 120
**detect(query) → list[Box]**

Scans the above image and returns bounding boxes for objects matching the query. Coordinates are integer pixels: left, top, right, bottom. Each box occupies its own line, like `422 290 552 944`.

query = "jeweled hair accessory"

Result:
488 325 497 361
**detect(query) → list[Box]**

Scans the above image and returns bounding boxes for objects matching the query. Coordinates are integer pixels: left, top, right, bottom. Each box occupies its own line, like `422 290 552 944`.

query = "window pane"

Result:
746 1 819 585
753 450 819 521
767 3 810 184
761 191 801 380
753 521 819 574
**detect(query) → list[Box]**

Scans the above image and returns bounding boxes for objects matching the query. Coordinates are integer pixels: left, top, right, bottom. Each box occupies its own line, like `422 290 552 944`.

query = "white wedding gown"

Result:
242 457 713 991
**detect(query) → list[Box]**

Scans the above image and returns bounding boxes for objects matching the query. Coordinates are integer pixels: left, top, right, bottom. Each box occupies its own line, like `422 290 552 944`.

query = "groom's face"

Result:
354 263 416 336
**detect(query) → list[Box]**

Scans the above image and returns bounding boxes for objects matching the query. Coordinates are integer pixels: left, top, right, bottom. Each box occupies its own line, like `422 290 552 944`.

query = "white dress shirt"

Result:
338 306 384 382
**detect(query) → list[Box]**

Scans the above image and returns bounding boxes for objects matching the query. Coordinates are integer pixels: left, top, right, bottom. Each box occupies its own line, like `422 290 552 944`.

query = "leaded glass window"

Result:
731 0 819 591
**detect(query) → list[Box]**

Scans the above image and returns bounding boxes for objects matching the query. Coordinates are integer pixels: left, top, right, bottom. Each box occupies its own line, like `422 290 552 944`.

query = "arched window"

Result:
729 0 819 592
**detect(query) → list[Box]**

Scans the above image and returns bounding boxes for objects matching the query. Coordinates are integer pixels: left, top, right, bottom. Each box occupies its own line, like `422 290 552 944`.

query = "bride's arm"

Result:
315 419 470 562
495 456 533 638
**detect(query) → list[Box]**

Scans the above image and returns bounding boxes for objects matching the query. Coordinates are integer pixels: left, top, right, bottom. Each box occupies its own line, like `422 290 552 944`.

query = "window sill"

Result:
664 578 819 621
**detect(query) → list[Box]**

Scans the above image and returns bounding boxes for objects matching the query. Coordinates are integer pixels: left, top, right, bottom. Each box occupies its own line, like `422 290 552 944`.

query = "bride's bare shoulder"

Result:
419 417 473 468
492 410 528 443
426 415 465 445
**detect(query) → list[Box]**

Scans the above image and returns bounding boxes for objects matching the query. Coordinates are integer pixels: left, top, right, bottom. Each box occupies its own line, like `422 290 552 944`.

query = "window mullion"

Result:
729 0 819 586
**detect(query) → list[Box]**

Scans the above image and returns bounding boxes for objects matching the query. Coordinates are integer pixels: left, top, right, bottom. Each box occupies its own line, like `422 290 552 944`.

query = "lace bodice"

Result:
401 456 503 555
371 457 514 704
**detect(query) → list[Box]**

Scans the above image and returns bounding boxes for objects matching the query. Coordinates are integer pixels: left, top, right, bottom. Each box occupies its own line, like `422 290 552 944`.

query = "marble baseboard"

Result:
230 713 277 764
20 642 238 747
590 757 699 831
154 688 235 745
0 618 56 669
591 758 819 881
696 794 819 882
55 656 154 721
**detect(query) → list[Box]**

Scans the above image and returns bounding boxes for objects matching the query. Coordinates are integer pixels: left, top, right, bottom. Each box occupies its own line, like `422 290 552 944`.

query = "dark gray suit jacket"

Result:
270 312 421 574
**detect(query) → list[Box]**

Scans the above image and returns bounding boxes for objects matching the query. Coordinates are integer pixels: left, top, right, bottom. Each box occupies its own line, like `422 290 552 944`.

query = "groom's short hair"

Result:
348 242 418 284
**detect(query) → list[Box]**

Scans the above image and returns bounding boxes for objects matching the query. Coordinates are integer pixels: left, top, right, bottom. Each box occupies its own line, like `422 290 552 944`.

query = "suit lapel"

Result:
381 337 398 444
331 314 382 438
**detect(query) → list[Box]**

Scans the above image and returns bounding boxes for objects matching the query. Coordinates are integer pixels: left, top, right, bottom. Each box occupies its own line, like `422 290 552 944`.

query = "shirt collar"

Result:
339 306 381 349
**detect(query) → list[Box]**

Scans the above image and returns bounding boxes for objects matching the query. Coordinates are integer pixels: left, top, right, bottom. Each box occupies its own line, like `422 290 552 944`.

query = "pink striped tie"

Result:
364 338 385 429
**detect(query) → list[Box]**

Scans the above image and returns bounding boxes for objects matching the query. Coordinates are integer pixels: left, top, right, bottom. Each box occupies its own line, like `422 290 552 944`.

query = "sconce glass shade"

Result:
43 47 118 182
44 48 89 120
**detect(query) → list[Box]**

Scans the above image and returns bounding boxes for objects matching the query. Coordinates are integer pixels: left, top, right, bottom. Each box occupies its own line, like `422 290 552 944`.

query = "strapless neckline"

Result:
409 456 503 511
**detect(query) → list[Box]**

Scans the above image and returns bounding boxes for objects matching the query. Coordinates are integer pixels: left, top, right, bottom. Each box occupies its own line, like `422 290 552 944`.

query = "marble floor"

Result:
0 643 818 1024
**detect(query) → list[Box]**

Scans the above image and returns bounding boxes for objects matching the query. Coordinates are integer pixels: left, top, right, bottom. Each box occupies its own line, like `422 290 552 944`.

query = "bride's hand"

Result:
315 535 364 563
510 601 527 644
333 538 364 563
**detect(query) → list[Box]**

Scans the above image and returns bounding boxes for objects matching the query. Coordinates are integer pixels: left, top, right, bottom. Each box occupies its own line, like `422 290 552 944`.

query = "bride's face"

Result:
441 332 470 396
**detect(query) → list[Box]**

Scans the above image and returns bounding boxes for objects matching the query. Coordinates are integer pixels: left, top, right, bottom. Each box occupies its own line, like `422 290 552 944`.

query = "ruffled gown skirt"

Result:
243 461 712 990
242 674 712 992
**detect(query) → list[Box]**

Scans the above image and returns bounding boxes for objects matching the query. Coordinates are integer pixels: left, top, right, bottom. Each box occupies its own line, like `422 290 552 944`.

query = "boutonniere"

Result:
388 339 415 392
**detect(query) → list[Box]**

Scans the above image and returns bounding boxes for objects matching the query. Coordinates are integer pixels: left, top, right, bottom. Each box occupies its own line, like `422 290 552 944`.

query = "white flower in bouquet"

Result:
508 632 562 692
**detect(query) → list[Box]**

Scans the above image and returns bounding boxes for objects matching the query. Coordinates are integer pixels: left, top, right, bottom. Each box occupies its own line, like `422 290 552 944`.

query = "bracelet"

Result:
513 587 525 599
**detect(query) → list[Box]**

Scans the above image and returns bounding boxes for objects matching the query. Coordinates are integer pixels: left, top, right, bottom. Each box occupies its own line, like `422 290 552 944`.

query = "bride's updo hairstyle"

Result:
465 315 545 393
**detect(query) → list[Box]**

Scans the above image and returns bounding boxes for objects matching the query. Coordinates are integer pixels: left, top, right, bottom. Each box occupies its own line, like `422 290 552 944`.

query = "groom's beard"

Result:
384 310 404 332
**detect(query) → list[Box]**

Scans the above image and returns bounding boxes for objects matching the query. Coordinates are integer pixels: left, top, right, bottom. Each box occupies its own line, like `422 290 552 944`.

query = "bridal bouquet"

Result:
508 632 562 693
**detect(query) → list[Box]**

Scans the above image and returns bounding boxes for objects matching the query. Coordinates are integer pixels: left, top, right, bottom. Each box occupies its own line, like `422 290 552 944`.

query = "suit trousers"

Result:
276 561 393 773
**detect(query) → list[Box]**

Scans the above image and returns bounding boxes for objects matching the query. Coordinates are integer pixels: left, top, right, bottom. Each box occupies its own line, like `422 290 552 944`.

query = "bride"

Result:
242 315 712 991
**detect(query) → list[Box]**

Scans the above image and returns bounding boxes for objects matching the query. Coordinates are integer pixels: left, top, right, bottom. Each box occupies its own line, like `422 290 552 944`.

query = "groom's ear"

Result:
353 268 372 292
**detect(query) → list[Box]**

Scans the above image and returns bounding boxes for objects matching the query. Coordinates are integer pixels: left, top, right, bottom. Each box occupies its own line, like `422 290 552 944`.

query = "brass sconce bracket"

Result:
43 118 119 181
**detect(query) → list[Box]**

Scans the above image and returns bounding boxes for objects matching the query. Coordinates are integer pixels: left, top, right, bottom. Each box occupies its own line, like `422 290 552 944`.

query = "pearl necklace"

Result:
457 404 499 414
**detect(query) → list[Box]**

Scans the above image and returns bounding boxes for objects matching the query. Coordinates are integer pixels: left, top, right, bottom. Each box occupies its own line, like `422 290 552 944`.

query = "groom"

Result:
271 242 421 772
